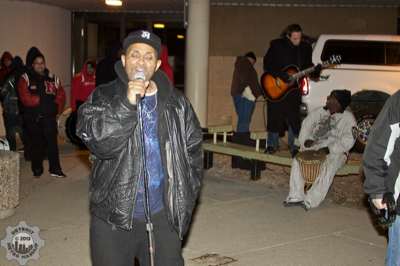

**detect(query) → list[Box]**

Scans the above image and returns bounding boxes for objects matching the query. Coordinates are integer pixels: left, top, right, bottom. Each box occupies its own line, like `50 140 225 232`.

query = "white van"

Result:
300 34 400 151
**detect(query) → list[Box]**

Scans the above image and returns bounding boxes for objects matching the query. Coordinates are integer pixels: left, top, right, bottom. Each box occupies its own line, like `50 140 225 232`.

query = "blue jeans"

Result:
267 126 297 152
233 96 255 132
386 215 400 266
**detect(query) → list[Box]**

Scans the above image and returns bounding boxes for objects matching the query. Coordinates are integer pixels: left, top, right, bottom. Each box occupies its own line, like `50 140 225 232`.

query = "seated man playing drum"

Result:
284 90 356 210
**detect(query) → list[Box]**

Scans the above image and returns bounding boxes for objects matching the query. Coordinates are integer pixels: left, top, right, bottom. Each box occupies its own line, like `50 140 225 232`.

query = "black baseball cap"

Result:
122 30 161 58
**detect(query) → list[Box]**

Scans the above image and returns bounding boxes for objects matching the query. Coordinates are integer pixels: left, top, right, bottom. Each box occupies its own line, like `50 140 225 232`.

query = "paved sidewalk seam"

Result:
203 195 270 209
332 231 386 249
225 226 385 258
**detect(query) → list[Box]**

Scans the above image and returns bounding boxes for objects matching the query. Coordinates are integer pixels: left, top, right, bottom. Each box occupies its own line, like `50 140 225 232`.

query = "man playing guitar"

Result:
263 24 321 157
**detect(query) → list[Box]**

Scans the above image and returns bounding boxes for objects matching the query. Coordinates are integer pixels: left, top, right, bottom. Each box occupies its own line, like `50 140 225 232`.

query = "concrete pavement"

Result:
0 144 387 266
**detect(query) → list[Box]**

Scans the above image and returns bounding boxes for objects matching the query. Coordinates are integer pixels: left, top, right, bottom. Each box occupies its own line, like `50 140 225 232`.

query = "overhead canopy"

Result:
20 0 400 12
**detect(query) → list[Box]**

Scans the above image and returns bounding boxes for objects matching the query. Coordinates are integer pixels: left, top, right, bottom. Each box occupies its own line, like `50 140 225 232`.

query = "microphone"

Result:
134 70 145 81
133 70 146 103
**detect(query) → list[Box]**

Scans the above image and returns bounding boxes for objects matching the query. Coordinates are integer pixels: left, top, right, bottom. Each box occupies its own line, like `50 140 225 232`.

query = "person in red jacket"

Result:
160 44 174 85
71 60 96 112
67 60 95 147
0 51 13 85
18 50 66 178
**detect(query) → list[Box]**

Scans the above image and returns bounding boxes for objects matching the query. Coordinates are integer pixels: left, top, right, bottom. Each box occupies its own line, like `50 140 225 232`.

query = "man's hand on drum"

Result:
304 139 315 148
318 147 330 155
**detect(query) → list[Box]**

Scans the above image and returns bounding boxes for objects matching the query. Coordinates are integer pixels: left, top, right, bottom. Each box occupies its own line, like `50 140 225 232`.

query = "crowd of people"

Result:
0 43 175 179
230 24 356 210
0 48 66 178
0 25 398 265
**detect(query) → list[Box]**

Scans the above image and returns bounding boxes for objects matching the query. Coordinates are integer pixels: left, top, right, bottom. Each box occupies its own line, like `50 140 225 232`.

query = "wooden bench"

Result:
203 125 361 180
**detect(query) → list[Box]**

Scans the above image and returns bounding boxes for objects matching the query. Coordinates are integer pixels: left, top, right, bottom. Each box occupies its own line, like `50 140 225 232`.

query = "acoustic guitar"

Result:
261 55 341 102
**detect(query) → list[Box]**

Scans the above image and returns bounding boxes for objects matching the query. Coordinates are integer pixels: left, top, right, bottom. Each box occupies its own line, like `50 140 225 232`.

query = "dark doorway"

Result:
71 12 185 91
398 16 400 34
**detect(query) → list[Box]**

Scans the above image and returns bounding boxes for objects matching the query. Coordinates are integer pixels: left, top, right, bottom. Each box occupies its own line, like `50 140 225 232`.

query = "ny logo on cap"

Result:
141 31 151 40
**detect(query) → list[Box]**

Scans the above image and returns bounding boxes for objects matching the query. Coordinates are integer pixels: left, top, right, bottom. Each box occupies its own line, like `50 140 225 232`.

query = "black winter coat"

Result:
263 38 313 134
77 61 203 239
0 74 20 115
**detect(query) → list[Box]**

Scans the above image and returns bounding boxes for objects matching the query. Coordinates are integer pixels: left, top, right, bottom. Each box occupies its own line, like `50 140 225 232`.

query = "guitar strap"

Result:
296 46 302 71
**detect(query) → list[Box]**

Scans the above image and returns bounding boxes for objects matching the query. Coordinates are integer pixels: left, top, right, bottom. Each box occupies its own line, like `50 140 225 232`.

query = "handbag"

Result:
0 138 10 151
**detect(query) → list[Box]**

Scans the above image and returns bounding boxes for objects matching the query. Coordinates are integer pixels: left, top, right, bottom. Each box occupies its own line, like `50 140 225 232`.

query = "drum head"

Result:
296 150 326 162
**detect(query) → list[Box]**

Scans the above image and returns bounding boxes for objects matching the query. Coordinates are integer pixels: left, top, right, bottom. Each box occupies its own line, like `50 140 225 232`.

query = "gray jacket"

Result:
363 90 400 214
77 61 203 238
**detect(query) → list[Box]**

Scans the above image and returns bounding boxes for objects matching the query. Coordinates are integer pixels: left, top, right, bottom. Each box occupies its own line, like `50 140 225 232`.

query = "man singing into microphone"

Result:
77 30 203 266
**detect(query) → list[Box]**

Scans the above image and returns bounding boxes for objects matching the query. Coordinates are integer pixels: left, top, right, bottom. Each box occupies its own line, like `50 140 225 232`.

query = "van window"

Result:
321 40 400 66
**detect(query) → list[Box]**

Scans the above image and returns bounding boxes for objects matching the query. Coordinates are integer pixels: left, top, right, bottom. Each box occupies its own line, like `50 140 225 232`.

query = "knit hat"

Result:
331 90 351 110
11 56 24 70
122 30 161 58
1 51 13 65
26 47 44 67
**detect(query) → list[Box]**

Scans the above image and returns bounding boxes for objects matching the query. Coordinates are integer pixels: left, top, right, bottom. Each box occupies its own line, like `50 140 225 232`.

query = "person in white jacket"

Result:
284 90 356 210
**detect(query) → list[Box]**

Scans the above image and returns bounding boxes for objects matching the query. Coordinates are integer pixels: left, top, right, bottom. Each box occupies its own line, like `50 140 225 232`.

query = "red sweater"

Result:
160 45 174 85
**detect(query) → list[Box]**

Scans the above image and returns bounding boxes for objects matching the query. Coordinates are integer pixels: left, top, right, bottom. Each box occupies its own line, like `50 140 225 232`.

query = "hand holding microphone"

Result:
127 70 149 105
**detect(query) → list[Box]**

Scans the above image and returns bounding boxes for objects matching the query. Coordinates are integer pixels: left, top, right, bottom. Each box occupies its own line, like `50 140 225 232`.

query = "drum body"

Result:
65 112 86 148
295 150 326 190
65 101 87 148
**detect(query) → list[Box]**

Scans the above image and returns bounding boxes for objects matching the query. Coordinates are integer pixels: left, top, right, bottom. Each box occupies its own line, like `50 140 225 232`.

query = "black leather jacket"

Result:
77 61 203 239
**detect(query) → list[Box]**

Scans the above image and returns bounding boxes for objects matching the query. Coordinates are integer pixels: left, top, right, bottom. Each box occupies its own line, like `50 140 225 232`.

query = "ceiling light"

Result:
177 34 185 39
153 23 165 29
105 0 122 7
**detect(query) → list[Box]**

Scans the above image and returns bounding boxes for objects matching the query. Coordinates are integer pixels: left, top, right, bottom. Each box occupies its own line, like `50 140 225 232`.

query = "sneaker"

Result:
283 200 304 207
302 202 310 212
50 171 67 178
33 171 43 178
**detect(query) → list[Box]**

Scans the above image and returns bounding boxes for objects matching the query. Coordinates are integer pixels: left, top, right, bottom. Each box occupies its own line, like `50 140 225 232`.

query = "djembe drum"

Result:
295 150 326 191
